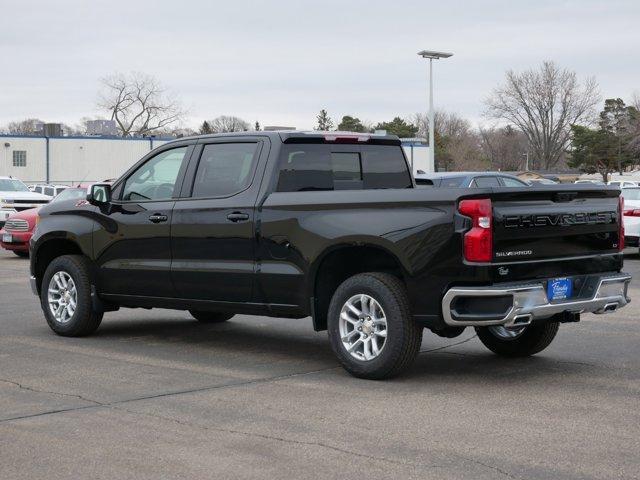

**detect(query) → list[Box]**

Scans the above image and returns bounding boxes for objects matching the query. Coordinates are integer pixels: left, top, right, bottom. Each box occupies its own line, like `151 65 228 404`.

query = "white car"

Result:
30 184 68 198
574 179 605 185
608 180 638 188
621 187 640 252
0 177 50 227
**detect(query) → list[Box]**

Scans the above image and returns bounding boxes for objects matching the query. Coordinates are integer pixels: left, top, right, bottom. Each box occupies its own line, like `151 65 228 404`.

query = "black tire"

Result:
40 255 103 337
189 310 234 323
327 272 422 380
13 251 29 258
475 322 560 357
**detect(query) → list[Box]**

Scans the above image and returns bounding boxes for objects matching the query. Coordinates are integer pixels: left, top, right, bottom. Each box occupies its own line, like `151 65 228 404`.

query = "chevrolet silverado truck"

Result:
29 132 631 379
0 176 50 227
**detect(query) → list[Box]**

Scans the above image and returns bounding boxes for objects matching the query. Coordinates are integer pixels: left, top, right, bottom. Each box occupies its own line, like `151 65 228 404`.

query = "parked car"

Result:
621 187 640 251
528 178 558 185
575 179 605 185
608 180 638 188
30 184 68 198
415 172 530 187
29 131 630 379
1 187 89 257
0 176 50 227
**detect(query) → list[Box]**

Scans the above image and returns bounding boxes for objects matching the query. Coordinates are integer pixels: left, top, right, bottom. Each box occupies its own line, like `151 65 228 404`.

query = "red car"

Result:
0 187 88 257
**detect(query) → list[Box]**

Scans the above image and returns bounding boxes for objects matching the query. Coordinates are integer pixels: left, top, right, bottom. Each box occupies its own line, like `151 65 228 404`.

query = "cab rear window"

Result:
276 144 412 192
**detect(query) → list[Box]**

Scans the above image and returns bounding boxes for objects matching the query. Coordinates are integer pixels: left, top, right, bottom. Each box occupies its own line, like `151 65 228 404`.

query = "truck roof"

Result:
167 130 402 146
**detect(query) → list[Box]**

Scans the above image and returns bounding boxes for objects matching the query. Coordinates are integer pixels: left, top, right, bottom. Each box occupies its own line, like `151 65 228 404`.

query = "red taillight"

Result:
619 196 625 251
623 209 640 217
459 198 493 262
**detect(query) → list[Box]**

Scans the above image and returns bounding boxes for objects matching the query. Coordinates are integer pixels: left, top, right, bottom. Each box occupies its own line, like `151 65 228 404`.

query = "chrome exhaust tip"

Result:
507 314 533 328
600 303 618 314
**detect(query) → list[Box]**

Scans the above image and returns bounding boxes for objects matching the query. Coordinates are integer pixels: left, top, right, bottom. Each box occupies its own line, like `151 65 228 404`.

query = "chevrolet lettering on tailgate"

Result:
503 211 617 228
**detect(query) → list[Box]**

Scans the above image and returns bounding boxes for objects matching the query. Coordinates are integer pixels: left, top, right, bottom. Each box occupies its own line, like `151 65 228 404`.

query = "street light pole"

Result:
418 50 453 173
428 58 434 173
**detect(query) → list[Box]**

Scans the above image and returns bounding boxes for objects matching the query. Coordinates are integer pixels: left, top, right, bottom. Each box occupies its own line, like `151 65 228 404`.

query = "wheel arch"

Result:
309 243 408 331
32 235 86 294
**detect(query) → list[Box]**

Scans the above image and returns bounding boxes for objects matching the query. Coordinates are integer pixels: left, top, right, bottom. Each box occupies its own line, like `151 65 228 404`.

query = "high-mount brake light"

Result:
323 134 370 143
458 198 493 262
619 196 625 251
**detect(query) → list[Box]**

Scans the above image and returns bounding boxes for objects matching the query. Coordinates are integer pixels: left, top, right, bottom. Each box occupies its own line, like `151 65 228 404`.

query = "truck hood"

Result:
8 207 40 221
0 191 50 202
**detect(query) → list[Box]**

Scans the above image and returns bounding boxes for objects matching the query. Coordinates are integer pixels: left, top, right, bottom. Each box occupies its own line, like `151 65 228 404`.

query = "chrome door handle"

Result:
148 214 168 223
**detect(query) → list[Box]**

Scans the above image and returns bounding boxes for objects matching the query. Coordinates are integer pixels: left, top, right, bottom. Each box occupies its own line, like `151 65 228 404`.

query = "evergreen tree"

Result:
373 117 418 138
315 109 334 131
200 120 212 134
569 125 613 182
599 98 638 173
337 115 365 132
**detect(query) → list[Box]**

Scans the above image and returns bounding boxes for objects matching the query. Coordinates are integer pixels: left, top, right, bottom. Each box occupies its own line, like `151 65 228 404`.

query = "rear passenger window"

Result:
277 145 334 192
192 143 259 198
500 177 527 187
276 144 411 192
472 177 500 188
440 177 466 187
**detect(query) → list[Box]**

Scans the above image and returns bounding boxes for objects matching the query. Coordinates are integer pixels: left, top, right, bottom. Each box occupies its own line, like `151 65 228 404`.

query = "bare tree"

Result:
3 118 44 135
480 125 529 171
484 61 600 170
206 116 250 133
629 92 640 154
98 72 185 137
412 111 485 170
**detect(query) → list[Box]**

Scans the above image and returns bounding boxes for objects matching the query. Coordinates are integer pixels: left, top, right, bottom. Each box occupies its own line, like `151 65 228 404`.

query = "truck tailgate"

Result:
490 187 621 262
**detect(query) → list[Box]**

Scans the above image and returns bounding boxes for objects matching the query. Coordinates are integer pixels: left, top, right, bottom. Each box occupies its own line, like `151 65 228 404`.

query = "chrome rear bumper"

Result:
442 273 631 328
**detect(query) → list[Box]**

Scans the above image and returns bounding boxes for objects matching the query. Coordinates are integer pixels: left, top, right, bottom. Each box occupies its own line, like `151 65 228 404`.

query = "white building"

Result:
0 135 171 184
0 134 430 184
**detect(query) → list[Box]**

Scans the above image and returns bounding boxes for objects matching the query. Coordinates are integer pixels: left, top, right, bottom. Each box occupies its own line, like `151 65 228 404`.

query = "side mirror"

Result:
87 183 112 205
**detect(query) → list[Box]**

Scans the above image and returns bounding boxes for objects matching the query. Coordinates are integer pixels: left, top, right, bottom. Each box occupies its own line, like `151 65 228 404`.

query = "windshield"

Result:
0 179 30 192
52 188 87 203
622 188 640 201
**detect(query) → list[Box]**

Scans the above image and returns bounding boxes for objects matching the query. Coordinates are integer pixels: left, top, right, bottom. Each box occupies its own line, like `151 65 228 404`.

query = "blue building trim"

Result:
0 133 175 142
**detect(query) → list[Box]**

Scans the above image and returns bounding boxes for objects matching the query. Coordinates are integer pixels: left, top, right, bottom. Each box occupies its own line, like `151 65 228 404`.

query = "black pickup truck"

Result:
29 131 631 379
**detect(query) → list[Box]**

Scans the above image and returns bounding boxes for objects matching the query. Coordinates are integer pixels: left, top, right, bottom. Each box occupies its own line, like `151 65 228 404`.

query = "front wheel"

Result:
475 322 559 357
328 272 422 380
41 255 103 336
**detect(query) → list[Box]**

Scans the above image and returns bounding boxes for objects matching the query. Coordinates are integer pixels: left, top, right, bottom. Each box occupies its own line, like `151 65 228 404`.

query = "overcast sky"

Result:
1 0 638 131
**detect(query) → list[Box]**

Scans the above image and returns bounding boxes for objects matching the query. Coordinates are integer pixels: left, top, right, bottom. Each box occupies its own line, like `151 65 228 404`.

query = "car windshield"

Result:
52 188 86 203
622 188 640 201
0 179 30 192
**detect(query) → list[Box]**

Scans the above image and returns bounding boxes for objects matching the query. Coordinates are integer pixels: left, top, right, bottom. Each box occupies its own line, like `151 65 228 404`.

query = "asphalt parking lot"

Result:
0 249 639 480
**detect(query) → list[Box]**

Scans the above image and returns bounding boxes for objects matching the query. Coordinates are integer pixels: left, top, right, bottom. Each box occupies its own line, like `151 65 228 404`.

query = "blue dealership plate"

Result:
547 277 573 301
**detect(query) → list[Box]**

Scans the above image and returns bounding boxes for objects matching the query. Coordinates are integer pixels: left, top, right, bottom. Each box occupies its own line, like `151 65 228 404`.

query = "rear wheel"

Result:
475 322 559 357
328 272 422 380
41 255 103 336
189 311 234 323
13 251 29 258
